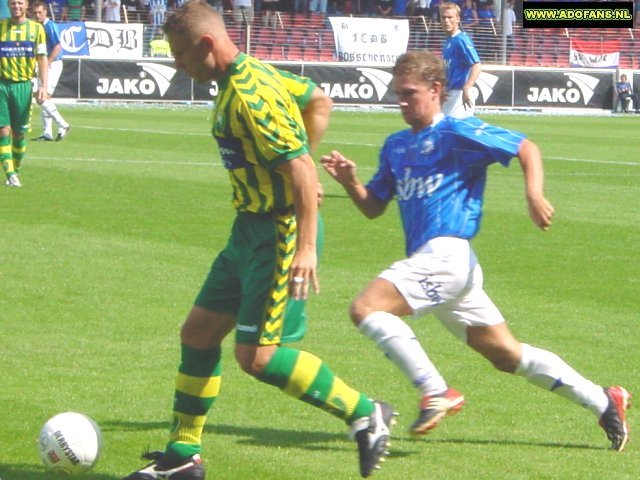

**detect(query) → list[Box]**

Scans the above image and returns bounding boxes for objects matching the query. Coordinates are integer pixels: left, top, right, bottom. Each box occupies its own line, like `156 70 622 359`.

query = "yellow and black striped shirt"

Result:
213 53 314 214
0 18 47 82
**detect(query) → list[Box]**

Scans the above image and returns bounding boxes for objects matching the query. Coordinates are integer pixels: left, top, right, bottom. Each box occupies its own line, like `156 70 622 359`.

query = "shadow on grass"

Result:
101 420 605 452
0 464 119 480
417 436 605 451
102 419 351 452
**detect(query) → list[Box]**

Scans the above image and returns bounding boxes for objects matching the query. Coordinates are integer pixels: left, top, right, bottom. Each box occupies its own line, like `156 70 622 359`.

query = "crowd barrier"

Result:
55 57 639 110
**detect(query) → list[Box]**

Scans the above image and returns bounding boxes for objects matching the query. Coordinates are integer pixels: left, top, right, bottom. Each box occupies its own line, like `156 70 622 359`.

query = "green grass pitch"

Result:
2 106 639 479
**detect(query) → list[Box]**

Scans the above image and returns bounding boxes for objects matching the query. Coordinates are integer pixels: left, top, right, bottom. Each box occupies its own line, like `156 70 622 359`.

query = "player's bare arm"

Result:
35 54 48 104
321 150 388 219
517 139 555 231
301 87 332 155
277 154 319 299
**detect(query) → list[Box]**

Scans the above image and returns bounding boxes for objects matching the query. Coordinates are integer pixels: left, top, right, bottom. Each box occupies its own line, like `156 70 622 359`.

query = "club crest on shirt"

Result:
420 138 435 155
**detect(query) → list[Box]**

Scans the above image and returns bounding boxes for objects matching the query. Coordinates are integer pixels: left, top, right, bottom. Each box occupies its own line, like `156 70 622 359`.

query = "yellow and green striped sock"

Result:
166 345 222 460
258 346 374 424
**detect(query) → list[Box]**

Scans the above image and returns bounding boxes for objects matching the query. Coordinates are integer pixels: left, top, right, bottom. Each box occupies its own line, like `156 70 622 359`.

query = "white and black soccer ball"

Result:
38 412 103 476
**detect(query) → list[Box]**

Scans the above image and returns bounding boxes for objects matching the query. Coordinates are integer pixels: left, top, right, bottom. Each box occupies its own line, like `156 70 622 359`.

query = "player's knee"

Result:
485 349 520 373
349 298 369 326
234 345 272 376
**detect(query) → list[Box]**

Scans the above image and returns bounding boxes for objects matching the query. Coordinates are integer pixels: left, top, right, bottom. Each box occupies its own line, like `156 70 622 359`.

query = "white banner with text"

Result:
328 17 409 65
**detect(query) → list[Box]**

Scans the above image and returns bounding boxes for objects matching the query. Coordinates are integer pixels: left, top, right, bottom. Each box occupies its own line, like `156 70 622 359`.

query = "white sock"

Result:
40 108 53 138
515 343 608 416
41 100 68 130
359 311 447 396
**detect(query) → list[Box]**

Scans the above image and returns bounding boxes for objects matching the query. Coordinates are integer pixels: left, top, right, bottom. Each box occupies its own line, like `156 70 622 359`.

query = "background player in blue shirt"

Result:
321 50 630 452
440 1 481 118
31 1 70 141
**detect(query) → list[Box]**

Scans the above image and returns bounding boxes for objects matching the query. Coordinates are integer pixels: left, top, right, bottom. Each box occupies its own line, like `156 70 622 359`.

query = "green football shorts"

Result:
0 79 33 133
195 208 298 345
280 214 324 343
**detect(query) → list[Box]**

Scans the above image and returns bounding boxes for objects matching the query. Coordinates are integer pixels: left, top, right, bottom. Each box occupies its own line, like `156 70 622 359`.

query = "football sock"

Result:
41 107 53 138
0 136 14 177
41 100 67 130
515 343 609 416
257 346 374 424
166 344 221 460
359 311 447 397
12 137 26 173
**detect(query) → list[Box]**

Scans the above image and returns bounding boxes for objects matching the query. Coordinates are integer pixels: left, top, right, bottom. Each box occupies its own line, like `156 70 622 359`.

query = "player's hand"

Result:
462 87 472 109
289 248 318 301
527 195 555 231
320 150 358 186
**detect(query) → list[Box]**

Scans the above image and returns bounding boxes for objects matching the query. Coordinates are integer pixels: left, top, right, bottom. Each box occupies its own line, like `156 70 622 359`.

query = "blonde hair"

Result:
439 1 461 17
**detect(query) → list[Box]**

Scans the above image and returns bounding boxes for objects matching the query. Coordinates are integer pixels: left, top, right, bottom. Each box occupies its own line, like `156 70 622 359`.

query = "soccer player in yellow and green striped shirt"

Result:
122 1 395 479
0 0 48 187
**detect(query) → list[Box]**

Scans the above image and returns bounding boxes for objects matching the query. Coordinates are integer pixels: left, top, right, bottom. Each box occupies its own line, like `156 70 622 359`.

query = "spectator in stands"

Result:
232 0 253 24
615 74 640 113
169 0 186 9
440 1 481 118
104 0 121 21
43 0 64 19
460 0 477 37
503 0 515 53
146 0 167 39
474 0 495 62
292 0 305 14
429 0 440 22
408 0 429 17
358 0 375 15
635 0 640 27
62 0 84 20
391 0 406 16
261 0 279 27
309 0 327 14
376 0 392 17
82 0 96 19
122 0 145 21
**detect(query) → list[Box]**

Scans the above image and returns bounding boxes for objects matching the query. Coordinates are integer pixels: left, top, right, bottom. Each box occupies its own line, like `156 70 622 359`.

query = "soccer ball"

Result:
37 412 103 476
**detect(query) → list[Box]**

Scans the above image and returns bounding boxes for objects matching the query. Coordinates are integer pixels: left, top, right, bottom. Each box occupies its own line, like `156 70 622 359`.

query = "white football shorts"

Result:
378 236 505 342
442 88 475 119
33 60 63 96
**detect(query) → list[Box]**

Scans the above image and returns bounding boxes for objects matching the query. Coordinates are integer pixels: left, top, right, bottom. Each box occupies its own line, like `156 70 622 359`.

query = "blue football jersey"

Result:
442 31 480 90
366 114 526 256
43 19 62 62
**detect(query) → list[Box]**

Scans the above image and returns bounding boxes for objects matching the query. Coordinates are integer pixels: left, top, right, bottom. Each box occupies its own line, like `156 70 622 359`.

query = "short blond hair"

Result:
439 1 461 17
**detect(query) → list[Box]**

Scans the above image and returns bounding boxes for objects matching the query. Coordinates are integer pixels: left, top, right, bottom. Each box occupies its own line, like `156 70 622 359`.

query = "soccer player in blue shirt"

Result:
122 2 395 479
321 50 631 452
31 1 71 142
440 1 481 118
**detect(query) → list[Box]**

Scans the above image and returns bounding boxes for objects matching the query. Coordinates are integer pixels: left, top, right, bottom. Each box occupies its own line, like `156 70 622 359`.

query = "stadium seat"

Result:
253 44 272 60
303 47 320 62
287 45 304 61
509 51 524 66
319 49 336 61
540 52 554 67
